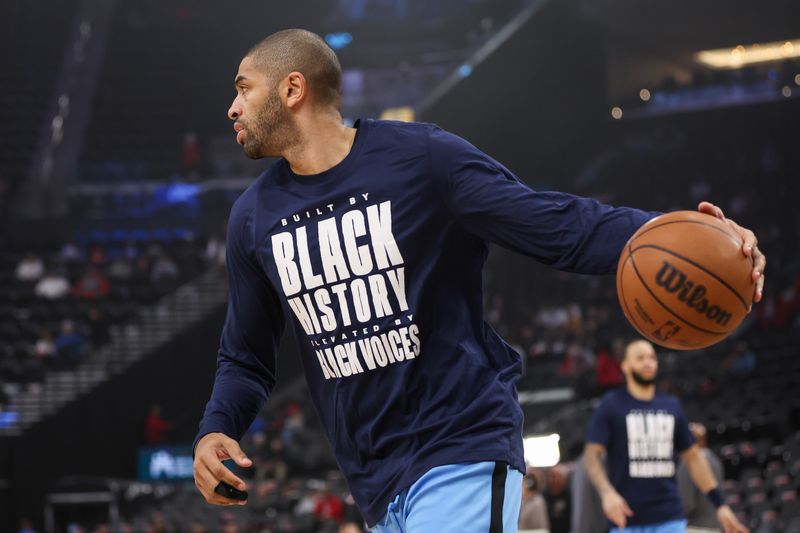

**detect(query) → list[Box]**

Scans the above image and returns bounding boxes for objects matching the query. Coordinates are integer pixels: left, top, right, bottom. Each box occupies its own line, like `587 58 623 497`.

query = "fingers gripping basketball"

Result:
617 211 755 350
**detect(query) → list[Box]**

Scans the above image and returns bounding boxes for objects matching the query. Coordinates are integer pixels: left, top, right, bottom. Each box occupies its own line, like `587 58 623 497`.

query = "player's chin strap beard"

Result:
631 370 656 386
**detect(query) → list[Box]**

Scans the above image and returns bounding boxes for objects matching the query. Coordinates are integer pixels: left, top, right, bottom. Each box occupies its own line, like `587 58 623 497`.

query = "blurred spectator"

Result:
182 130 201 171
595 342 623 390
314 483 344 525
121 241 139 261
677 423 723 530
340 494 366 532
58 242 83 263
54 320 84 364
282 403 326 471
87 245 108 266
728 341 757 377
536 305 569 329
133 256 151 283
145 404 172 444
147 511 169 533
33 330 56 360
35 271 71 299
260 438 289 481
86 307 110 347
566 302 583 335
519 472 549 530
295 485 318 517
205 231 226 269
15 253 45 282
249 479 279 515
72 267 111 299
339 521 365 533
151 252 180 290
108 257 134 281
558 342 591 378
545 465 572 533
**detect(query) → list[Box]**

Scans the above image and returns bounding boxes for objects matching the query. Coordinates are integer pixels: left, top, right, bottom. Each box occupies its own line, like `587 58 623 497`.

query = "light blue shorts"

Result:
610 519 689 533
370 461 523 533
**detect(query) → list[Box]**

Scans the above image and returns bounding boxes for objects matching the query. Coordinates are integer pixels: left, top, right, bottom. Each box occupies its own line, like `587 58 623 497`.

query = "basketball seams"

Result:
631 244 750 311
633 217 742 250
618 250 640 334
628 248 728 336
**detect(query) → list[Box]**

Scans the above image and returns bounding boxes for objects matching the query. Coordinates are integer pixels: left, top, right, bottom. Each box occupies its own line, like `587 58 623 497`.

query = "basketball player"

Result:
584 340 748 533
192 29 766 532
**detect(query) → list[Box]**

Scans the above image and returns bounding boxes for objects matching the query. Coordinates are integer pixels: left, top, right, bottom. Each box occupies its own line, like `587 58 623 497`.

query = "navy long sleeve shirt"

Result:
196 119 658 526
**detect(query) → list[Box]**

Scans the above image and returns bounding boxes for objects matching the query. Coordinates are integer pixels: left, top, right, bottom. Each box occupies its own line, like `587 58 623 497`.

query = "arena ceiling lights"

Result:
696 38 800 69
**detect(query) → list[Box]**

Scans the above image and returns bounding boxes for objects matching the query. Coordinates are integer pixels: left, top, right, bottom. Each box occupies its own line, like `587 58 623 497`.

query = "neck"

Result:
283 111 356 175
626 380 656 401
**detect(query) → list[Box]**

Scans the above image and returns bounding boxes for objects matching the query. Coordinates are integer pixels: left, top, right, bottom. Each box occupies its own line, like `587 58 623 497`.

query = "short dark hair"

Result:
247 29 342 110
622 338 655 361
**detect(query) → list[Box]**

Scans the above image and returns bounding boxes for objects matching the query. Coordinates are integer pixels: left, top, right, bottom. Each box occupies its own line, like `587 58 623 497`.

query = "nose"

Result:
228 98 241 120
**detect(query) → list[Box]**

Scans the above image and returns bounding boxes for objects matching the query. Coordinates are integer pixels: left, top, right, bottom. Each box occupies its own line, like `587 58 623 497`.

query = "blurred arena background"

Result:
1 0 799 532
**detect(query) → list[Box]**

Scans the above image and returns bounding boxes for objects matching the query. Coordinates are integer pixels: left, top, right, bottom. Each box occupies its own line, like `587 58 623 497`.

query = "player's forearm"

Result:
195 357 272 450
584 446 616 496
684 450 718 493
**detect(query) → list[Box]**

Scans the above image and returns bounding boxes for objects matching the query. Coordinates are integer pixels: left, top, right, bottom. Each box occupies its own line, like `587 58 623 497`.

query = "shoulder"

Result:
228 185 256 236
590 389 624 419
367 118 477 153
229 161 284 222
655 392 685 412
361 118 439 155
227 165 277 245
366 118 436 138
599 388 626 407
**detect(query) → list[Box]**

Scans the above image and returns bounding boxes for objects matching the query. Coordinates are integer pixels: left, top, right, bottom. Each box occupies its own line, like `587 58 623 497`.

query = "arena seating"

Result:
0 229 206 418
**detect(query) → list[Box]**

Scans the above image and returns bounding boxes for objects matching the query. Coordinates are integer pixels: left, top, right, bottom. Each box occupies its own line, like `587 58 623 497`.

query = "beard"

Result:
630 369 657 386
240 87 301 159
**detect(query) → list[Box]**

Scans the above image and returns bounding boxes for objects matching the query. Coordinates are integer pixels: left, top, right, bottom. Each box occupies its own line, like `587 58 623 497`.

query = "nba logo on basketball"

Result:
652 321 680 342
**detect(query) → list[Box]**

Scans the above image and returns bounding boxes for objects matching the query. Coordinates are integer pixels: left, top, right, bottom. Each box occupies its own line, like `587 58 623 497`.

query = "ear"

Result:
284 71 307 109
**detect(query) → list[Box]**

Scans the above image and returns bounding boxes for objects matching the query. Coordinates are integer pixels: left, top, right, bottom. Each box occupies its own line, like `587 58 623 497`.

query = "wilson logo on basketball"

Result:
654 261 732 326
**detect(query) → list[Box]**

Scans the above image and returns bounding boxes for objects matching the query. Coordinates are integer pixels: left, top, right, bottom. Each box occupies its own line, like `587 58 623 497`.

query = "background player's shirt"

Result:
196 118 658 526
586 388 695 526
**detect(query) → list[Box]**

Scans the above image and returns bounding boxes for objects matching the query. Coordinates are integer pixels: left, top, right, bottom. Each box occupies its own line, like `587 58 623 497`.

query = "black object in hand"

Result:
215 481 248 501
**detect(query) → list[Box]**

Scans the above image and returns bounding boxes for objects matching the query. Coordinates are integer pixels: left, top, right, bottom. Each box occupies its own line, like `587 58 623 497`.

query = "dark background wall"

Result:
423 0 609 189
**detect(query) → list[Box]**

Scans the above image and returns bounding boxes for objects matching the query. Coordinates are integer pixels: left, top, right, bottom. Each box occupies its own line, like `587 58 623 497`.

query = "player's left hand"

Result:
716 504 749 533
698 201 765 306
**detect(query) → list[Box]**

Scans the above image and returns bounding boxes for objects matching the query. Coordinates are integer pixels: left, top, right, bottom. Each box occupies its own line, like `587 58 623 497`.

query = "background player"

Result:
584 339 748 533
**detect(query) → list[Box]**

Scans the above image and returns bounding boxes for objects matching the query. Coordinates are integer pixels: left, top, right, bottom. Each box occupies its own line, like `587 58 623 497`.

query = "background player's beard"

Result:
630 369 657 386
243 87 301 159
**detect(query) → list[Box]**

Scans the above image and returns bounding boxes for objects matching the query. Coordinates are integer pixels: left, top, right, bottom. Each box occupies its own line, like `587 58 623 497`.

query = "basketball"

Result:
616 211 755 350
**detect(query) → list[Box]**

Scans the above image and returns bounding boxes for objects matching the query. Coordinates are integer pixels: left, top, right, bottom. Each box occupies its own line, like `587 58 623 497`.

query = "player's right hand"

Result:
601 489 634 528
193 432 252 505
